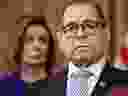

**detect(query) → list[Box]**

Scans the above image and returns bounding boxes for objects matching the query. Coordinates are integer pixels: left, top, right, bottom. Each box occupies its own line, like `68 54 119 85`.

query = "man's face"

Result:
22 25 49 64
59 3 107 64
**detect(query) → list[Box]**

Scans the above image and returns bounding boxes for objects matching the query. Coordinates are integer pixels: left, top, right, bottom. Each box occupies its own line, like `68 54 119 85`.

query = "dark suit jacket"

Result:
92 64 128 96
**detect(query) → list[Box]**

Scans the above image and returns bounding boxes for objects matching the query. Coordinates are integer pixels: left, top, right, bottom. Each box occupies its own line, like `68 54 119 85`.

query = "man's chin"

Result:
71 55 90 64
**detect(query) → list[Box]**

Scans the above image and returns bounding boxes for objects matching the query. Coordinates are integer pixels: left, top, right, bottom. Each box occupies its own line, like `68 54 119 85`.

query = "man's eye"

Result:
86 23 97 29
66 26 74 30
64 27 72 33
64 25 77 33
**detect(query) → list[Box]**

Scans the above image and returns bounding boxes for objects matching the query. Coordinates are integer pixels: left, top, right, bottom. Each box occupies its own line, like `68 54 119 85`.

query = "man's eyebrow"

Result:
82 19 97 24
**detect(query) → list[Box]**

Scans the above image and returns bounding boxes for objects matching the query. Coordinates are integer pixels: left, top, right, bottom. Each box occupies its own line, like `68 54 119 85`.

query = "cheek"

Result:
40 44 49 53
96 30 106 47
23 44 33 52
87 33 105 53
87 36 97 49
59 37 73 55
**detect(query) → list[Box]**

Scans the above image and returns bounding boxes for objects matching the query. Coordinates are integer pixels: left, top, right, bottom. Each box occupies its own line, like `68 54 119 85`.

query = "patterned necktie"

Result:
66 71 93 96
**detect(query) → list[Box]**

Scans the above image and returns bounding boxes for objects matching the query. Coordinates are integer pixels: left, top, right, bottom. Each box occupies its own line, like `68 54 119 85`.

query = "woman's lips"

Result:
28 54 41 59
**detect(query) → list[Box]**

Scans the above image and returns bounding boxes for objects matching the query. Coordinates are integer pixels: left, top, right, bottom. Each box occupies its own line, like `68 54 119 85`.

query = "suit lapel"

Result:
91 64 112 96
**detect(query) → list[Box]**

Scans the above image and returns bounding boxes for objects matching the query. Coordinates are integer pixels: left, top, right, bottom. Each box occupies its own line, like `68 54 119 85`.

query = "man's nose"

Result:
76 25 88 39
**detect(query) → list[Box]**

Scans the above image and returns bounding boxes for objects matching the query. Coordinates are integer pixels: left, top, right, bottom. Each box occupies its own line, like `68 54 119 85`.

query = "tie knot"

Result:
70 71 93 80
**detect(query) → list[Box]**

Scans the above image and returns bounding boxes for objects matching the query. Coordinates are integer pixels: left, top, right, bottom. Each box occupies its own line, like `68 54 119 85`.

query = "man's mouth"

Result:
74 45 89 51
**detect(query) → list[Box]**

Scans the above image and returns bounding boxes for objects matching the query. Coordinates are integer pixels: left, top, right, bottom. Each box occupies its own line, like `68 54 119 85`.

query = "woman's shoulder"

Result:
48 64 65 80
0 72 18 80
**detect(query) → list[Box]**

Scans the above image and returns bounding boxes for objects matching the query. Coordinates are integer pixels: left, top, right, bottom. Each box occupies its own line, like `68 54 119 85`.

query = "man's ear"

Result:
104 23 110 41
107 30 110 41
104 23 110 59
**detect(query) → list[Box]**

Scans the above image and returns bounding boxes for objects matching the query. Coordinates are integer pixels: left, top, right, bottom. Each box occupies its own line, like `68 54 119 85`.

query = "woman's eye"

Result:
39 37 47 43
25 37 33 43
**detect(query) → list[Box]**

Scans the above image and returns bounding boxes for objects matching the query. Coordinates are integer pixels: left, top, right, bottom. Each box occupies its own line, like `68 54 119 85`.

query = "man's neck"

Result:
70 56 106 64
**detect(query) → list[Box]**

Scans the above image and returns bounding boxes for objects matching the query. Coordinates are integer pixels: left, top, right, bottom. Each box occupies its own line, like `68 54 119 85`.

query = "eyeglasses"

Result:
63 20 104 35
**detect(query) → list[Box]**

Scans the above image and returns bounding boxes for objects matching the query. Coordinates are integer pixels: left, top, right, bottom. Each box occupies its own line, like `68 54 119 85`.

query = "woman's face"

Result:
22 24 50 64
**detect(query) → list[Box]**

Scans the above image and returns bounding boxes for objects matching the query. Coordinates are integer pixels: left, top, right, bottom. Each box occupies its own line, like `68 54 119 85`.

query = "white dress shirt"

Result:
67 57 106 96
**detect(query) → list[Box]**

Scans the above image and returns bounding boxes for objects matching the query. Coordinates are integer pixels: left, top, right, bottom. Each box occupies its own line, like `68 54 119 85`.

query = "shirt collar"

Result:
68 56 106 79
69 56 106 64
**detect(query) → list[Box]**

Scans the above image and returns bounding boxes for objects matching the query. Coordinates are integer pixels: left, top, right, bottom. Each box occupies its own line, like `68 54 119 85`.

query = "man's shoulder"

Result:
93 64 128 96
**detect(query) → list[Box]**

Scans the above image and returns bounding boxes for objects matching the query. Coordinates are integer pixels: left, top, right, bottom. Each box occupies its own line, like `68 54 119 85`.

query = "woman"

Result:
0 16 65 96
7 16 65 81
17 16 55 81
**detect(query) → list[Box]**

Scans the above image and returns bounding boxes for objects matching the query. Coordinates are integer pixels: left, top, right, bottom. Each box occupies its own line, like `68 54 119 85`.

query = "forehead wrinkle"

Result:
64 3 99 16
63 4 99 26
64 16 98 26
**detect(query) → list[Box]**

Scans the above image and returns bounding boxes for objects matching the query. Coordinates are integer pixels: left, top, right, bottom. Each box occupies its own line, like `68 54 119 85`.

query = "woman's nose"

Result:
32 40 41 50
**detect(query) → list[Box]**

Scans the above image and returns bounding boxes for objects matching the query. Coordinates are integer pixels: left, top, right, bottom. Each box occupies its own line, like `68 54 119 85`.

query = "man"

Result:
57 0 109 65
57 0 111 96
